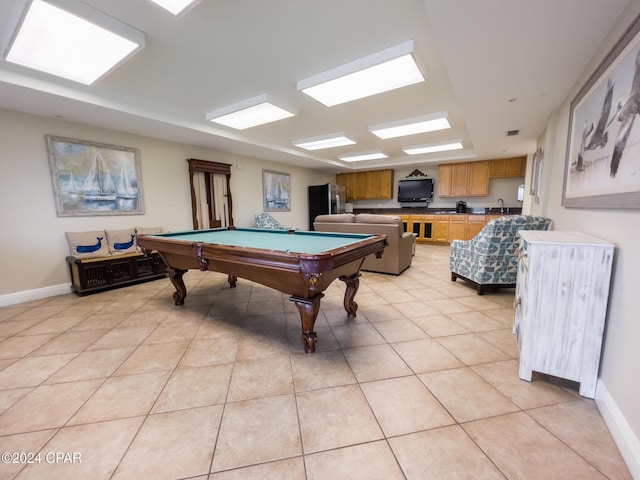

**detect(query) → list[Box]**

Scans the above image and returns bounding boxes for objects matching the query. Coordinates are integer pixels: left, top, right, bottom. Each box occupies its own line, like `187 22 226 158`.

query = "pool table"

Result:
137 227 387 352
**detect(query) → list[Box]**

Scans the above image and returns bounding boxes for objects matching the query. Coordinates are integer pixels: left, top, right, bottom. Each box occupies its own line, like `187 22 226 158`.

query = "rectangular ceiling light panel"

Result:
148 0 200 16
4 0 145 85
403 140 463 155
369 112 451 139
297 40 425 107
206 94 297 129
293 133 356 151
338 152 388 162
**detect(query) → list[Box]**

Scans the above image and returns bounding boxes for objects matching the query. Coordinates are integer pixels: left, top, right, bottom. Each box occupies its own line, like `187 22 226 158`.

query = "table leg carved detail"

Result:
168 268 188 305
290 294 324 353
339 273 361 318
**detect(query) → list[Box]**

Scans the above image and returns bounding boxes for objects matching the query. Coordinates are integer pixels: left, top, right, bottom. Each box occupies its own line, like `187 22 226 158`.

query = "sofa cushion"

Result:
314 214 355 223
355 214 400 225
106 228 137 254
65 230 111 258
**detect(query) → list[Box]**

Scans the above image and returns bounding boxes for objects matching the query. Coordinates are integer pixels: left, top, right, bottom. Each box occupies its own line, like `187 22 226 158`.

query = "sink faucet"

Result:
498 198 504 214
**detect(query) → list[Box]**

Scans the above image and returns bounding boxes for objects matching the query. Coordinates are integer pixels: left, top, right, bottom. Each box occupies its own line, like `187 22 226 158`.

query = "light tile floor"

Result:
0 244 632 479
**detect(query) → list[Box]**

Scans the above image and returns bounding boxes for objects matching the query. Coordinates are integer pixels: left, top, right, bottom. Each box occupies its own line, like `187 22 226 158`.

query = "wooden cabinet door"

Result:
438 164 453 197
505 157 525 176
489 157 526 177
451 164 469 196
355 171 370 199
434 216 450 242
449 217 466 241
489 159 507 177
465 215 486 240
468 161 490 196
377 169 394 199
337 173 357 200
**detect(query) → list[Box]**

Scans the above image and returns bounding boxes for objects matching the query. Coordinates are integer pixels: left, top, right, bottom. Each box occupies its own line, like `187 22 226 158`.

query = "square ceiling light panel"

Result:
206 94 298 129
338 152 388 162
369 112 451 139
297 40 425 107
402 140 464 155
3 0 145 85
147 0 200 16
293 133 356 151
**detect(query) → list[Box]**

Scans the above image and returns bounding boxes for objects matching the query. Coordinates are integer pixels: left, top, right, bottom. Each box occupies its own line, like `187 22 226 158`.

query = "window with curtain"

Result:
187 159 233 230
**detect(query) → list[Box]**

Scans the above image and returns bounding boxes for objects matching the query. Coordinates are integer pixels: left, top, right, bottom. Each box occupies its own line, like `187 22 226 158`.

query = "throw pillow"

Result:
65 231 111 258
105 228 137 254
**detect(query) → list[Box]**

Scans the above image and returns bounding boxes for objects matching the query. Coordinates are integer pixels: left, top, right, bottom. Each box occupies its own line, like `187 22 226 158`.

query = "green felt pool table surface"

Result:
148 227 375 254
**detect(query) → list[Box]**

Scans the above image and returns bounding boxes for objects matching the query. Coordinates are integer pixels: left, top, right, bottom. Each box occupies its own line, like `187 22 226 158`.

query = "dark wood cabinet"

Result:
67 252 167 295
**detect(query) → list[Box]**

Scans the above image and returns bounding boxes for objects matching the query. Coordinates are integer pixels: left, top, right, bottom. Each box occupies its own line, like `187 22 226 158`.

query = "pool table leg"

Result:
168 268 188 305
290 293 324 353
339 272 361 318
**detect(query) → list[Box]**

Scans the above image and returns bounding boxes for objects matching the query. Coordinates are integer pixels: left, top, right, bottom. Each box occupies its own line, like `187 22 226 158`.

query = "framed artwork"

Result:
46 136 144 216
262 169 291 212
563 14 640 208
531 148 544 204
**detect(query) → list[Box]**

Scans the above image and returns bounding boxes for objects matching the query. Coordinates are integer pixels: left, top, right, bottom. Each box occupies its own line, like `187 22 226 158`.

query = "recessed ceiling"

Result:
0 0 631 172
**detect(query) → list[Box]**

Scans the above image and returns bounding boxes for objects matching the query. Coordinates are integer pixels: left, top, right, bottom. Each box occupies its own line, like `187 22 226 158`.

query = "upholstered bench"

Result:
65 227 167 295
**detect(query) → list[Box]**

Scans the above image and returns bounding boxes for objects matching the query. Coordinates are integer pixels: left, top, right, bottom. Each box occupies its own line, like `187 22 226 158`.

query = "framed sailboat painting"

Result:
46 136 144 216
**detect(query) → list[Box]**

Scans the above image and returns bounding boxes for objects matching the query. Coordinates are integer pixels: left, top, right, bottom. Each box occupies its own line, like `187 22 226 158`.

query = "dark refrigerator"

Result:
308 184 346 230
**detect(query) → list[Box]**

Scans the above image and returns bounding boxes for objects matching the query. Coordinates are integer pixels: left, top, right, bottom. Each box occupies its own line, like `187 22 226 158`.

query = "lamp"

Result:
2 0 145 85
297 40 425 107
206 94 298 130
369 112 450 139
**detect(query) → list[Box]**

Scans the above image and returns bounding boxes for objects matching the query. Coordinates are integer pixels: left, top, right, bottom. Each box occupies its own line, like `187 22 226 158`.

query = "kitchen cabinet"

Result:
406 214 434 241
467 161 490 195
449 215 466 241
451 164 470 196
337 172 357 199
514 231 614 398
433 216 450 242
489 157 526 177
438 161 490 197
337 169 393 200
438 164 453 197
465 215 486 239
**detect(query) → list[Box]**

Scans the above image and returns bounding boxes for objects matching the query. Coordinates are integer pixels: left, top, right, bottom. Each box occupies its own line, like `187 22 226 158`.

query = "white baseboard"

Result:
596 380 640 479
0 283 71 307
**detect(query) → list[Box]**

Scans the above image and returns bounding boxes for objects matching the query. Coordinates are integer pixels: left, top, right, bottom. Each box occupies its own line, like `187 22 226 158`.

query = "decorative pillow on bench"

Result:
105 228 137 254
65 230 111 258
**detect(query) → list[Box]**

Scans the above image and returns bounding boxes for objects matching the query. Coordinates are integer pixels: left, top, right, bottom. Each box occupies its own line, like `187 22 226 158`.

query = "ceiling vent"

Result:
506 129 520 137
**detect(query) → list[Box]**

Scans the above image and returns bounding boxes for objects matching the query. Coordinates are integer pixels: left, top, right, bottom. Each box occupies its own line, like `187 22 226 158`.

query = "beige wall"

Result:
534 2 640 472
0 108 333 297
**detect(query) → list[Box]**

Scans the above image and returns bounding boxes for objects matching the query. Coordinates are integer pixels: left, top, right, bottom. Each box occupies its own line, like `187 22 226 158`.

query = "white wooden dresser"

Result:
514 230 614 398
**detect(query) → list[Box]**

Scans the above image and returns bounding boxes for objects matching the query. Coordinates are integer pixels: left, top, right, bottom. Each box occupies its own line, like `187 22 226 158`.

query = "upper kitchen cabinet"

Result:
337 169 394 200
438 161 490 197
489 156 526 178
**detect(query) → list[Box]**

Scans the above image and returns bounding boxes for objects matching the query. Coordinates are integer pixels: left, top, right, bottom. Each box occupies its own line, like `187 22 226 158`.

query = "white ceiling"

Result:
0 0 631 172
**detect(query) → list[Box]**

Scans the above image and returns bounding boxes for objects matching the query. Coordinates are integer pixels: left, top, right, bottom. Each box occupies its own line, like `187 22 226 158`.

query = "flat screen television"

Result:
398 178 434 203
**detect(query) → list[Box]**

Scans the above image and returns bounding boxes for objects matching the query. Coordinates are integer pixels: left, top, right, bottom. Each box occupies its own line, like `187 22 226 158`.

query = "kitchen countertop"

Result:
353 207 522 216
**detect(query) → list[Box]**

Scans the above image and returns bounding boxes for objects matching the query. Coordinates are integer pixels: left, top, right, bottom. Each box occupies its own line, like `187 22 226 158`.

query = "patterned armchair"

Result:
254 212 293 230
450 215 551 294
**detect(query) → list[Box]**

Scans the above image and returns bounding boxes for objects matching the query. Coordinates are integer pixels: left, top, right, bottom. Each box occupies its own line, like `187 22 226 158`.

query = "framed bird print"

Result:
563 13 640 208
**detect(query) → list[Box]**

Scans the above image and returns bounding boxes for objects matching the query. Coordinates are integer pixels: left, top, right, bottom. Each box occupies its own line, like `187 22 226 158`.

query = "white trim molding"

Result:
0 283 71 307
596 380 640 479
